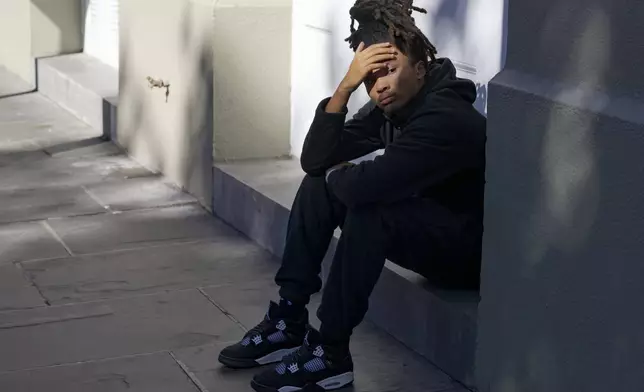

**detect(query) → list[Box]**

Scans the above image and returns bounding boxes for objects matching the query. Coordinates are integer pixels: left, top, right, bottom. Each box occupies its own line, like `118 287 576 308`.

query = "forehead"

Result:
362 41 410 61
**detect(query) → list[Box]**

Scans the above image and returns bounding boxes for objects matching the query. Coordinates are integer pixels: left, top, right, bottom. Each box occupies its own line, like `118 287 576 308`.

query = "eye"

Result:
389 67 397 74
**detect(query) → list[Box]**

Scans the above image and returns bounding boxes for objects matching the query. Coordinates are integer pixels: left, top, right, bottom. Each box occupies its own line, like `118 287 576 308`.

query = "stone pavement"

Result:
0 92 468 392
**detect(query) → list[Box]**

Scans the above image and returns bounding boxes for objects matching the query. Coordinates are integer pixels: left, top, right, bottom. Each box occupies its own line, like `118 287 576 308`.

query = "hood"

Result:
387 58 477 127
426 58 477 104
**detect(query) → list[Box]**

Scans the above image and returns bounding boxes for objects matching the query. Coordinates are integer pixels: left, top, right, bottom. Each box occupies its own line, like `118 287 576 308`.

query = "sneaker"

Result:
250 328 354 392
218 301 308 369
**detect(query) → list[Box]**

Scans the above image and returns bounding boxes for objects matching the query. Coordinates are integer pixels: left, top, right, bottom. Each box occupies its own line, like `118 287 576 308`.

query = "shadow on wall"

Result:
118 24 166 179
473 83 487 114
178 1 214 208
0 66 35 99
117 0 213 208
479 1 644 391
428 0 505 115
31 0 83 57
431 0 483 115
431 0 469 51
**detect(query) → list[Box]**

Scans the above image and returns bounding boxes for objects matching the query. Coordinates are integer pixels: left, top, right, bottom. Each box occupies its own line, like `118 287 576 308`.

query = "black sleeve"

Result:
300 98 386 176
326 111 476 207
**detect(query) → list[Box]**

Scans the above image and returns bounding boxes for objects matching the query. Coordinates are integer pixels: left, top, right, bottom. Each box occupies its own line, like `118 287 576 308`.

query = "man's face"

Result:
363 45 426 115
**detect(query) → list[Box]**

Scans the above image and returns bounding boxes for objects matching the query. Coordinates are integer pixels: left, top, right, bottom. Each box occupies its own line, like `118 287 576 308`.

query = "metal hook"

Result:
146 76 171 103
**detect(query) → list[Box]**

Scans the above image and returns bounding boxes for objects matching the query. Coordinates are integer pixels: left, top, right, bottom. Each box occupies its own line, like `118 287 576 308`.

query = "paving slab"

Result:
0 222 68 264
0 96 99 151
202 280 285 331
0 352 199 392
0 150 48 168
85 177 197 211
199 283 458 392
47 205 241 255
172 345 260 392
0 186 106 224
0 154 150 191
0 264 45 311
43 137 122 159
0 139 41 154
0 120 95 143
25 240 279 304
0 289 241 372
0 94 93 129
173 324 458 392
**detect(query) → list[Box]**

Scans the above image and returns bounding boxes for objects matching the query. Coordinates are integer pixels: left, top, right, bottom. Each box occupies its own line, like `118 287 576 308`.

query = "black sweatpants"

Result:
274 175 479 344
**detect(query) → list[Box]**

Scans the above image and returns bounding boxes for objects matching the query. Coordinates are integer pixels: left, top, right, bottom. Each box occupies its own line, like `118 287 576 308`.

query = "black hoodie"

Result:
301 58 486 224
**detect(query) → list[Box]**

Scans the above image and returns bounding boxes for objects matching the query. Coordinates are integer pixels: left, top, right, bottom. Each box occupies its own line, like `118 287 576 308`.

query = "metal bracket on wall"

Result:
146 76 170 103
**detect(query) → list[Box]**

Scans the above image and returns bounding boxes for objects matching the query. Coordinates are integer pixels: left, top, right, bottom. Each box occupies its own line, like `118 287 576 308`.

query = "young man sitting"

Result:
218 1 486 391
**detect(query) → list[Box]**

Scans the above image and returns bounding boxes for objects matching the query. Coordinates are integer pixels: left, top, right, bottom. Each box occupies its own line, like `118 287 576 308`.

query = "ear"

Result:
414 61 427 80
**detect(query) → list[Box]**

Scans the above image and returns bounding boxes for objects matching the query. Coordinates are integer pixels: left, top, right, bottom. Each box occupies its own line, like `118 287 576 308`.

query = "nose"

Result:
375 78 389 94
375 78 389 95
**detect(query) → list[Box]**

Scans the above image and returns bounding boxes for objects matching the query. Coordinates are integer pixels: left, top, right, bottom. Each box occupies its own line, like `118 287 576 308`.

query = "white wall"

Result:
119 0 214 207
31 0 84 58
83 0 119 68
290 0 507 157
212 0 292 161
0 0 33 86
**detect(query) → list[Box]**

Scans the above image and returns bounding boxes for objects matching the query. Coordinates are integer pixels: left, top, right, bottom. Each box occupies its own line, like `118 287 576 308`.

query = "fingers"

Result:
366 53 397 65
362 48 397 64
356 42 366 53
362 42 394 56
365 49 397 60
367 62 388 72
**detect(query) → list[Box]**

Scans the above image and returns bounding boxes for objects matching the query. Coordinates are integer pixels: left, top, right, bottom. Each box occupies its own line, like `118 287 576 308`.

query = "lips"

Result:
379 95 395 106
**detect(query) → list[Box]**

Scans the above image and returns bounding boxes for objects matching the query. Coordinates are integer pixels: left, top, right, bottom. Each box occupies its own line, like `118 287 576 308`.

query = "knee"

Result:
296 174 329 202
292 174 336 212
299 174 327 193
342 206 386 236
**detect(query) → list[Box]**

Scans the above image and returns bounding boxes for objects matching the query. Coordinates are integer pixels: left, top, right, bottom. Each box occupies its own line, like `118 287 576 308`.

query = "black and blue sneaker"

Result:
218 301 308 369
251 328 354 392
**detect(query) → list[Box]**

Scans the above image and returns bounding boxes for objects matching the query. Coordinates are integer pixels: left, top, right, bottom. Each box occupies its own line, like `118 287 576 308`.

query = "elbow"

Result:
299 152 327 177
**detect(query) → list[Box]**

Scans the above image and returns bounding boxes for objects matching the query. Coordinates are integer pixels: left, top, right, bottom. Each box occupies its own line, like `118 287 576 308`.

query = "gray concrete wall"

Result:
31 0 84 58
212 0 292 161
118 0 214 208
476 0 644 391
0 0 33 89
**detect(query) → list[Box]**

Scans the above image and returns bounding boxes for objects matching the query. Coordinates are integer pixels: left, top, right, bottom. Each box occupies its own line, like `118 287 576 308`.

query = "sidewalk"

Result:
0 91 466 392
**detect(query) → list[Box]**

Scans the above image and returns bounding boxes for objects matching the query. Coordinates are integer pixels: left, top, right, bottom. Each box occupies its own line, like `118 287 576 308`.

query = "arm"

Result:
300 42 398 176
326 111 477 207
300 98 385 176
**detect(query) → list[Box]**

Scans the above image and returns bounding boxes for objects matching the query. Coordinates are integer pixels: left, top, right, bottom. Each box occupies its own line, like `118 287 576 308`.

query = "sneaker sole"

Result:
219 347 300 369
250 371 355 392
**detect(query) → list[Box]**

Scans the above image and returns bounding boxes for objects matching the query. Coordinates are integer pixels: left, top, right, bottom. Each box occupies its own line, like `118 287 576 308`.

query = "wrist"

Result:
325 162 354 182
337 81 356 95
326 87 352 113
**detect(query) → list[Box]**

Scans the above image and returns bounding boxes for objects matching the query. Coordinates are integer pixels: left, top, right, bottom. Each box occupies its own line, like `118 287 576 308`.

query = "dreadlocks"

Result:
345 0 438 64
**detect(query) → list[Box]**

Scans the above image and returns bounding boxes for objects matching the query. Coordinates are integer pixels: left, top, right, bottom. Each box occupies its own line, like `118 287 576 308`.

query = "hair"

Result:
345 0 438 65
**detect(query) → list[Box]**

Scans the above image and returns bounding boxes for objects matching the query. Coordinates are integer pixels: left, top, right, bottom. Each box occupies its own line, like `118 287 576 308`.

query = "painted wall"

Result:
119 0 214 208
476 0 644 390
212 0 292 161
82 0 119 68
290 0 507 157
31 0 84 59
0 0 83 93
0 0 33 87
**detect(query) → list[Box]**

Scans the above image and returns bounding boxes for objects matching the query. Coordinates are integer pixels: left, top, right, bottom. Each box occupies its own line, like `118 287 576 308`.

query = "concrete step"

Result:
212 159 480 388
36 54 118 140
